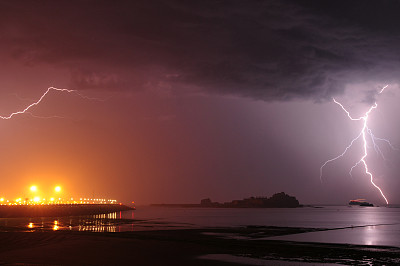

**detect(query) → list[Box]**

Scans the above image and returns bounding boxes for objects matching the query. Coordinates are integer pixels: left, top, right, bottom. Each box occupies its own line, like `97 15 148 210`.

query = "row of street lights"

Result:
25 185 63 203
30 185 62 193
0 185 119 205
0 185 63 205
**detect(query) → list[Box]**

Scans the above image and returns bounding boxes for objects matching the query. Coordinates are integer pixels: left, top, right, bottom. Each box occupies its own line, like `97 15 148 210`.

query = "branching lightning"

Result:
320 85 392 205
0 87 85 120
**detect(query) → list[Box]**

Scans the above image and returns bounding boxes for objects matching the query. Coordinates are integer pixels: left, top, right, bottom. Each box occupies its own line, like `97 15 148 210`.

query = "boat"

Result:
349 199 373 207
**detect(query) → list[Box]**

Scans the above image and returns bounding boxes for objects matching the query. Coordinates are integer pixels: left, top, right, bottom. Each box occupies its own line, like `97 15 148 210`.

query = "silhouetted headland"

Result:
0 204 133 218
151 192 301 208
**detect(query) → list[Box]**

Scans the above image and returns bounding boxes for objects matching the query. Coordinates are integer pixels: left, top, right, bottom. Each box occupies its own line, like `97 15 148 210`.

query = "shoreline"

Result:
0 204 133 218
0 226 398 265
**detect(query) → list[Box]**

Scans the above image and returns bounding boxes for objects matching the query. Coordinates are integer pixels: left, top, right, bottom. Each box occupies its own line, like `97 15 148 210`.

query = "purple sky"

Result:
0 0 400 205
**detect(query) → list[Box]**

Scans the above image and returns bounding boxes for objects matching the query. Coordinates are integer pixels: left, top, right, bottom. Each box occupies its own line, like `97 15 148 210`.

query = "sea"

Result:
1 205 400 248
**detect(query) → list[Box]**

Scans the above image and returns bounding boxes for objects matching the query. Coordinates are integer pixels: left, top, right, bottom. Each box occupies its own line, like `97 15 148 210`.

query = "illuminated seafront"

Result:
0 185 133 218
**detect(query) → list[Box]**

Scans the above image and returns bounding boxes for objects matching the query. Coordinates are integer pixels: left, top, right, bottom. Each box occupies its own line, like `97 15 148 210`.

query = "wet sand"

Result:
0 226 399 265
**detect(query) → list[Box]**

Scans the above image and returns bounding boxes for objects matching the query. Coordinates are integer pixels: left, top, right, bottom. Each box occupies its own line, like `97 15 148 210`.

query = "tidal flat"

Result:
0 206 400 265
0 225 399 265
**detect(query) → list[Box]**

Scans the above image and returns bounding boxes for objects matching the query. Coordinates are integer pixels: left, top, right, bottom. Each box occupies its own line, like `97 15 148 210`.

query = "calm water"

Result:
131 205 400 229
1 205 400 247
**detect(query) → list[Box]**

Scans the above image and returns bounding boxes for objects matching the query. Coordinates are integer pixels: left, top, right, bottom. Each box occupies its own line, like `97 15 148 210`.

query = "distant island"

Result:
151 192 301 208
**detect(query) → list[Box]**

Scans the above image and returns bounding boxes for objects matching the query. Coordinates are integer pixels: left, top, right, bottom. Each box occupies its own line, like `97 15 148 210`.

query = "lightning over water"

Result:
320 85 390 205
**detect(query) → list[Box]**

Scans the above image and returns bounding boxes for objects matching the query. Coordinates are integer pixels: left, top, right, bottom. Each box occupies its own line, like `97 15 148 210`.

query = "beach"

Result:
0 206 400 265
0 227 399 265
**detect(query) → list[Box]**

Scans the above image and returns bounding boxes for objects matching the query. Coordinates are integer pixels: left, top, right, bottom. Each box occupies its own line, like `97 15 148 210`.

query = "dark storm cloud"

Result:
1 0 400 101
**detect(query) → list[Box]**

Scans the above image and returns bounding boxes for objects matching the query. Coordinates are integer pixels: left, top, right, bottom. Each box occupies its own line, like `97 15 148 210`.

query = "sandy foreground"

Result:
0 227 399 265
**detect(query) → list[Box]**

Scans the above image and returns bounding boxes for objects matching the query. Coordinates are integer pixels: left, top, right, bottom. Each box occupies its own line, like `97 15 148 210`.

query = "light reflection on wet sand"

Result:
1 206 400 248
10 210 193 232
199 254 346 266
266 224 400 247
18 212 126 232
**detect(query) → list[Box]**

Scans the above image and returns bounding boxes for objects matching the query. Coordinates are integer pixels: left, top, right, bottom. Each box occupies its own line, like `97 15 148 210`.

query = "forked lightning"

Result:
0 87 81 120
320 85 391 204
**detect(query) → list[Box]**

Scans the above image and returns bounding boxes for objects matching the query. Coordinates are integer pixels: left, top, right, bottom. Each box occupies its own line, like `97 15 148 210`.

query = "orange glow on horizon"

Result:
0 184 121 206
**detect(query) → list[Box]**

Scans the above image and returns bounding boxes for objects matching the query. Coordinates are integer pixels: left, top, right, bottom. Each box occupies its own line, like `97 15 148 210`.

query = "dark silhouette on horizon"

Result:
201 192 300 208
152 192 300 208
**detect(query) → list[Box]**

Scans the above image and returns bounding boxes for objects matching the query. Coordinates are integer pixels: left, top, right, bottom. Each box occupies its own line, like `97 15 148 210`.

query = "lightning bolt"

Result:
320 85 391 205
0 87 84 120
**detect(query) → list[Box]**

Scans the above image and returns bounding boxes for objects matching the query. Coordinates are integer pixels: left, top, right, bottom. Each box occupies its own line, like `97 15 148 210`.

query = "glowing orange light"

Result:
33 196 40 202
30 185 38 192
55 186 61 192
53 220 59 230
28 222 34 229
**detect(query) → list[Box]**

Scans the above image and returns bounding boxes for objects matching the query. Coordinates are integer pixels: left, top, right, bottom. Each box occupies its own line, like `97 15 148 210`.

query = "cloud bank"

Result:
1 0 400 101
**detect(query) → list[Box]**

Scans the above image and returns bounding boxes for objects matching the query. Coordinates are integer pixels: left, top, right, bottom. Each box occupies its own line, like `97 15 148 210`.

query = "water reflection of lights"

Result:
22 211 133 232
78 212 118 232
364 225 378 246
53 220 59 231
356 210 382 246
